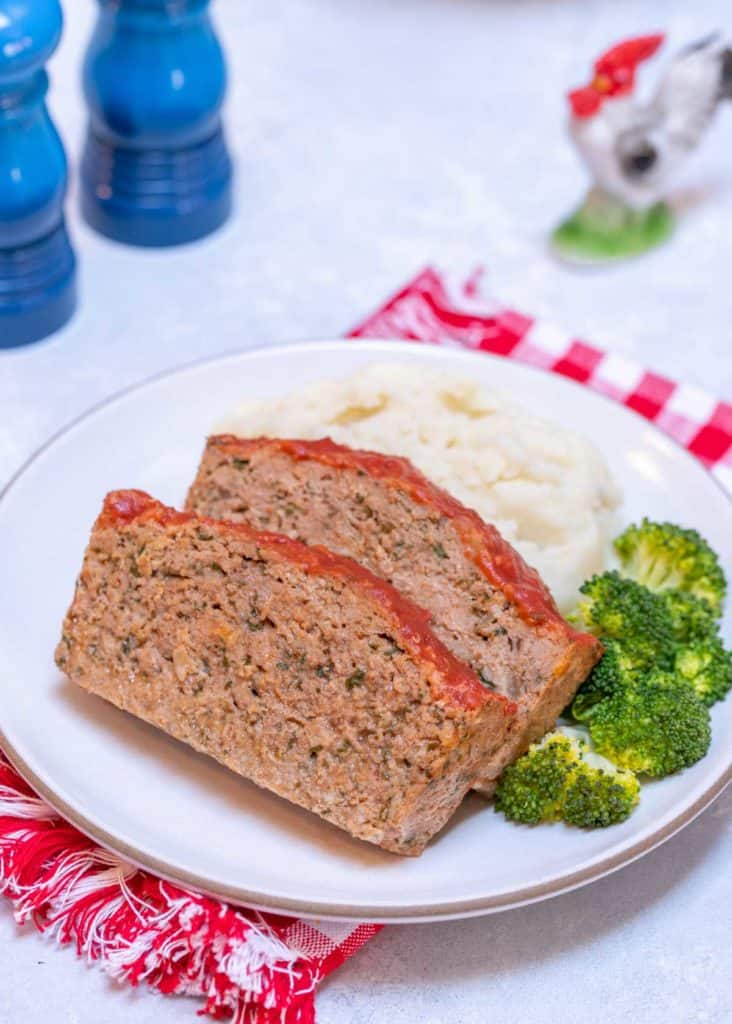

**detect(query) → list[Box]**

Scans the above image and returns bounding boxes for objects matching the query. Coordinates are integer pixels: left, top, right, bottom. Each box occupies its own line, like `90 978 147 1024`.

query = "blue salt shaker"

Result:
81 0 233 247
0 0 77 348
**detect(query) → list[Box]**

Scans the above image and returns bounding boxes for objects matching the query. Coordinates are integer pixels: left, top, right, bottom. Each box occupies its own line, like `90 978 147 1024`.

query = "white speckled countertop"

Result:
1 1 730 1021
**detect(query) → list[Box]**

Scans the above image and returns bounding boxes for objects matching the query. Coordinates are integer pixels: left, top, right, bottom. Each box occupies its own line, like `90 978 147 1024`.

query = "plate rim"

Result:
2 338 731 923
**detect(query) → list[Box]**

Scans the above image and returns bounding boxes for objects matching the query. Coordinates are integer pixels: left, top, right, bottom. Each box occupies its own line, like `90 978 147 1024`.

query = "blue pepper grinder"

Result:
0 0 77 348
80 0 233 248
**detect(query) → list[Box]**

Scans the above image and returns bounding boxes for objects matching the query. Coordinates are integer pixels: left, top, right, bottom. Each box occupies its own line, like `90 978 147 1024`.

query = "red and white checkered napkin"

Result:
351 267 732 492
0 758 378 1024
1 267 730 1024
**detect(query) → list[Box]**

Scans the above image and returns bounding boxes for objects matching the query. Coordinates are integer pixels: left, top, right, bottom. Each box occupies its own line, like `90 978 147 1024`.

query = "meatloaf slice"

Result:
186 436 603 794
56 490 517 856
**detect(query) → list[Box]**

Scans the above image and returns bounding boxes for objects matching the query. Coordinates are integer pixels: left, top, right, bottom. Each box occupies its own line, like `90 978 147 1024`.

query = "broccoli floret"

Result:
614 519 726 616
494 733 572 824
573 571 675 671
494 728 640 828
562 764 640 829
675 638 732 707
565 518 725 784
661 589 718 644
573 672 711 777
572 640 630 718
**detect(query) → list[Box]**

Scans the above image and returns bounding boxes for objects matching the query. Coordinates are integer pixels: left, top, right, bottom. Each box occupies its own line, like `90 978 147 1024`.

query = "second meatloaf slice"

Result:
186 436 603 794
56 490 516 855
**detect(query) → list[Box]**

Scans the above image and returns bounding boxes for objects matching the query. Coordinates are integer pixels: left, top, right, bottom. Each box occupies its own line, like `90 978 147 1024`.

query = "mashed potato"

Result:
219 363 621 611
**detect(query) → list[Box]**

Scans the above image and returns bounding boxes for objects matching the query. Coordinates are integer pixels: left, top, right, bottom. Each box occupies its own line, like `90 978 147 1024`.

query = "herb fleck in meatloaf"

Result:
56 490 517 856
186 436 603 794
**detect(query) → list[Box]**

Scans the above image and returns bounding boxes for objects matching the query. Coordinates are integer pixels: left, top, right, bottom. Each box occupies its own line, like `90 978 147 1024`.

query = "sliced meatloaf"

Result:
56 490 517 856
186 436 603 794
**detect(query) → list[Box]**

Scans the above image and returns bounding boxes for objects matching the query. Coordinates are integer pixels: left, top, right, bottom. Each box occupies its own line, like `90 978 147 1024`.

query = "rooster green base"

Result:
553 32 731 266
552 189 675 264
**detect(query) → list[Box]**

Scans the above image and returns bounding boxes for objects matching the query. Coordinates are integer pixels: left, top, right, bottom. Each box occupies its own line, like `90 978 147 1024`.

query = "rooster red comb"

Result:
568 33 665 119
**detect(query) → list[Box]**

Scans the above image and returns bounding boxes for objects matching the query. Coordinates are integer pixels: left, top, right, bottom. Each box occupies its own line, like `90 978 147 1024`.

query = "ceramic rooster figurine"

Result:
552 33 732 263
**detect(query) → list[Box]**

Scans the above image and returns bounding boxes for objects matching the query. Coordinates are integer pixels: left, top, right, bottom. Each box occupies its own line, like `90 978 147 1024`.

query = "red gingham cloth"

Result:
1 266 729 1023
350 267 732 488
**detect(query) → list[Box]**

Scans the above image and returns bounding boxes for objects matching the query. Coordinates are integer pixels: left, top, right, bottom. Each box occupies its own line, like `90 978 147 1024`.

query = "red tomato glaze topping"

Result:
209 434 595 646
99 490 515 714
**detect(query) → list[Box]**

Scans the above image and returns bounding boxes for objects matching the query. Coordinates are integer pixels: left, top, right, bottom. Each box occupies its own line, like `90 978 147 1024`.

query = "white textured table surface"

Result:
1 1 731 1022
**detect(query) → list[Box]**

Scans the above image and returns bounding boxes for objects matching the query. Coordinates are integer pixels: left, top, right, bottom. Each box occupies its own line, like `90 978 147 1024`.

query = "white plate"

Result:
0 340 730 923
